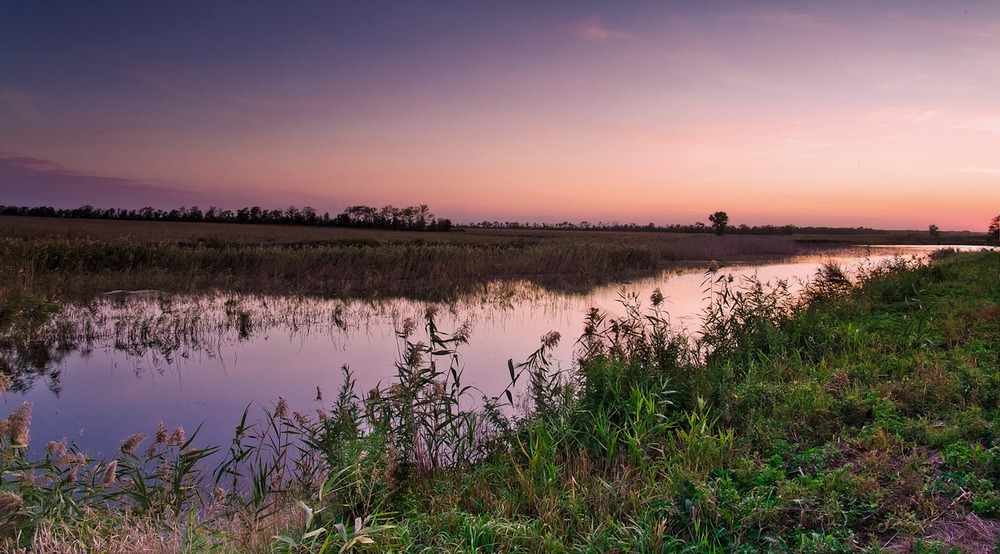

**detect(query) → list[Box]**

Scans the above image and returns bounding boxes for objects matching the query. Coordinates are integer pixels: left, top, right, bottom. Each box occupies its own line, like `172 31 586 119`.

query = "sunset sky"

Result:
2 2 998 230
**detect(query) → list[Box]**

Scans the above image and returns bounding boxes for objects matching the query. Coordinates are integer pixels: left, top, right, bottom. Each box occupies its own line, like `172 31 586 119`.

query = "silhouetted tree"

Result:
989 215 1000 244
301 206 318 225
709 211 729 235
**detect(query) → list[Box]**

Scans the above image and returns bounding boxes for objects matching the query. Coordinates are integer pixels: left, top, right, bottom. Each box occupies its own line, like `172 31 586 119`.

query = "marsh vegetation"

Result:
0 217 813 301
0 217 997 552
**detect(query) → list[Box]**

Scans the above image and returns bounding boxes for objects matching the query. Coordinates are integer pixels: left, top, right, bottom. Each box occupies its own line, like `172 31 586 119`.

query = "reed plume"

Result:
120 433 146 454
101 460 117 485
5 402 32 446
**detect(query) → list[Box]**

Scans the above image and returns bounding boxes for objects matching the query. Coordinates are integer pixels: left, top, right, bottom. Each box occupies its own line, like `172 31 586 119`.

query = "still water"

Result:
0 246 981 460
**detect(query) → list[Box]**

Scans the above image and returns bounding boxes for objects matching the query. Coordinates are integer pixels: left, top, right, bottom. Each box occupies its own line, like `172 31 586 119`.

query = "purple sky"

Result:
2 1 998 230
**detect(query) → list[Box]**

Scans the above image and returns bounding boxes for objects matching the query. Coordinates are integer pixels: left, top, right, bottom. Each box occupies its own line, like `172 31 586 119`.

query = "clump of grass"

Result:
0 386 329 551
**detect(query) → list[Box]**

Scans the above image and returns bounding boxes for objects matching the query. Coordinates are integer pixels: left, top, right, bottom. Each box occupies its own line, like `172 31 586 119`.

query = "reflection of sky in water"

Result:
2 246 982 461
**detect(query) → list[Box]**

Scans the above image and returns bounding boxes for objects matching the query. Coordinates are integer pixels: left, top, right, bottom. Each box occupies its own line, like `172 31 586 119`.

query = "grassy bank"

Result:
1 249 996 552
0 218 810 301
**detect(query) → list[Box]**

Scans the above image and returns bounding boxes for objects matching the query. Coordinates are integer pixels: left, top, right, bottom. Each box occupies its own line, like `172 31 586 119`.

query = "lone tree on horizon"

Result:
709 211 729 235
989 215 1000 244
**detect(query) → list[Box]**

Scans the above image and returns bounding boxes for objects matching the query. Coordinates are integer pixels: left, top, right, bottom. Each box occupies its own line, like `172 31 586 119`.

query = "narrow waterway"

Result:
2 245 986 461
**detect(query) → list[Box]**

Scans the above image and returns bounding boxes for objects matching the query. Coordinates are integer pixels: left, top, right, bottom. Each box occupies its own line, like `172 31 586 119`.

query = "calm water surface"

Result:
2 245 983 460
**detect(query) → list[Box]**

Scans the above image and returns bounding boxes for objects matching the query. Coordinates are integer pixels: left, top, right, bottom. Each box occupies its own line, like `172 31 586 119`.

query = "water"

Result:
1 245 986 461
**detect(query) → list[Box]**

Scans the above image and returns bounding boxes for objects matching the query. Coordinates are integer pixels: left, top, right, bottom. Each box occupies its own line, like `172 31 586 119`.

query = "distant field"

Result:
0 215 986 247
12 215 985 301
0 215 484 244
794 231 988 246
0 216 827 300
0 216 701 245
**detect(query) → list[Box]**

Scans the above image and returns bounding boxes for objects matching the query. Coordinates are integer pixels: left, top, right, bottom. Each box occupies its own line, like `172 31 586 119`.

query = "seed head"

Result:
541 331 561 349
120 434 146 455
6 402 32 446
101 460 117 486
424 306 438 321
406 343 425 368
154 421 169 444
650 288 665 307
167 426 186 447
453 323 471 344
0 491 23 517
275 397 288 419
47 438 68 458
400 318 416 338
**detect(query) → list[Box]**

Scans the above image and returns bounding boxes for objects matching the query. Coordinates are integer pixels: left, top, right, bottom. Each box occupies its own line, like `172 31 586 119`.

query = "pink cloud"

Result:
571 17 631 42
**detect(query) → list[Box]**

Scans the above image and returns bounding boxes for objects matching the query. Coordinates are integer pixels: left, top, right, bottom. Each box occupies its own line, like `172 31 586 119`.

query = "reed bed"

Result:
0 233 806 303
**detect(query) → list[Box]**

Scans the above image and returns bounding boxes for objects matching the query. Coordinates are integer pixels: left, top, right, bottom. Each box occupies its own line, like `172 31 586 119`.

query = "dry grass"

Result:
0 216 452 245
0 215 829 251
0 216 695 246
0 217 814 300
884 512 1000 554
10 500 306 554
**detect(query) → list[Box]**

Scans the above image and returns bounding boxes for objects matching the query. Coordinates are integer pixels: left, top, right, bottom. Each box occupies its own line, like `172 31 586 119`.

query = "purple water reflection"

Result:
2 246 981 461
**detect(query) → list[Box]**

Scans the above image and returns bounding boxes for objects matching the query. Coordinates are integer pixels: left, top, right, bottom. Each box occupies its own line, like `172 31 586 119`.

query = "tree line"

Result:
0 203 453 232
468 219 893 236
2 204 994 240
470 211 997 239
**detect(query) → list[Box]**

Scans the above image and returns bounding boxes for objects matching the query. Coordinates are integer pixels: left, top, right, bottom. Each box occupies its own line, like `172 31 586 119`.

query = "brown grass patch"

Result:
884 512 1000 554
0 218 819 300
12 499 306 554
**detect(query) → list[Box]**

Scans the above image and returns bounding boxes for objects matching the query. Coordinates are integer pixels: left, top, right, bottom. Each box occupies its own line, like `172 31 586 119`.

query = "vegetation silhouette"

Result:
1 204 995 244
0 204 453 232
708 211 729 236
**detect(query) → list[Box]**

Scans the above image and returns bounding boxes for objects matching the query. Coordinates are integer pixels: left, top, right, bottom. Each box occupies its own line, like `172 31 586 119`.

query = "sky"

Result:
1 1 998 231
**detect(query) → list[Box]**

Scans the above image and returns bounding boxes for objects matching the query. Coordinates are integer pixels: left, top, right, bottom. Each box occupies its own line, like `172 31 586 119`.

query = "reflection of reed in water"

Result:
0 284 569 395
1 246 934 399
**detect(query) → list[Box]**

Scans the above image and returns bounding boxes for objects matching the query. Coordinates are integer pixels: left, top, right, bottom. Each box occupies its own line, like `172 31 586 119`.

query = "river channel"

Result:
1 245 985 461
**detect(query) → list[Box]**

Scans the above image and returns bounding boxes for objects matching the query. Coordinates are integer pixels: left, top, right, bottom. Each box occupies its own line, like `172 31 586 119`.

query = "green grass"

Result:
1 249 997 552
